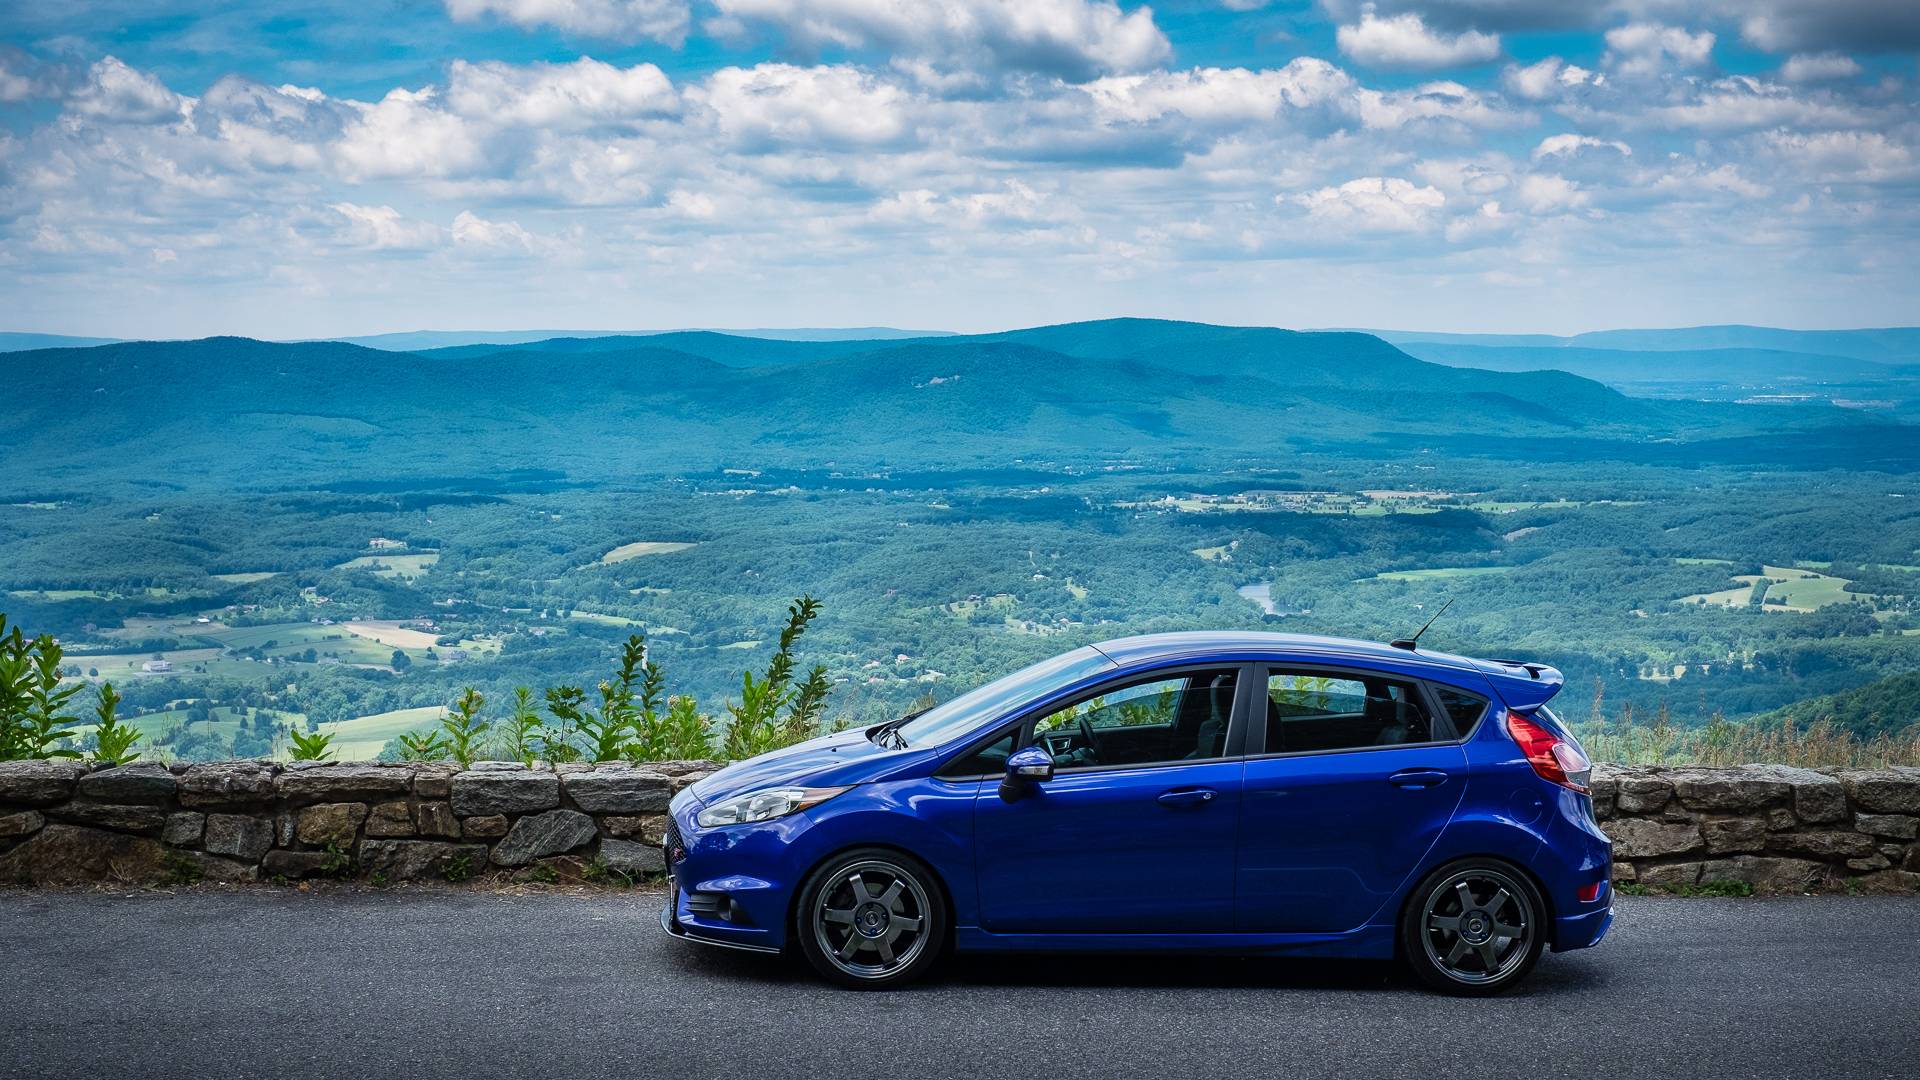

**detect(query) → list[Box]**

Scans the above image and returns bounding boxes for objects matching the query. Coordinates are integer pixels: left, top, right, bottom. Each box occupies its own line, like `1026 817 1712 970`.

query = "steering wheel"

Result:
1075 711 1100 764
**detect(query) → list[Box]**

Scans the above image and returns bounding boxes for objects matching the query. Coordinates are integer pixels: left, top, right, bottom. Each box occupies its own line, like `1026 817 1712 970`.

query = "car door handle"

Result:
1388 769 1450 790
1157 788 1217 808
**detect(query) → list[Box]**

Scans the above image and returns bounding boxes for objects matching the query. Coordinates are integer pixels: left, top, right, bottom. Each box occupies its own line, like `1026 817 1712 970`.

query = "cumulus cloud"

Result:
196 76 353 171
451 209 543 251
1533 134 1630 160
1602 23 1715 77
1762 130 1916 182
1512 172 1586 213
1335 10 1500 70
1777 52 1862 83
1500 56 1598 101
1325 0 1920 53
1353 79 1513 130
707 0 1170 81
335 87 486 179
1290 176 1447 231
444 0 691 45
329 203 443 249
444 57 678 127
1318 0 1591 33
0 46 61 103
1084 60 1353 124
69 56 185 124
1576 74 1872 132
696 63 914 149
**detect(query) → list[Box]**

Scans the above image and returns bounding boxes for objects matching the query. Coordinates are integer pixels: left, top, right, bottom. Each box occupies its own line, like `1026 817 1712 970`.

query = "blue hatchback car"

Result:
660 632 1612 994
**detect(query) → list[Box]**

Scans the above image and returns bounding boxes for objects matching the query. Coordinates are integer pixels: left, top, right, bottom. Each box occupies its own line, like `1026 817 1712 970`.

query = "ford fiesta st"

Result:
660 631 1610 994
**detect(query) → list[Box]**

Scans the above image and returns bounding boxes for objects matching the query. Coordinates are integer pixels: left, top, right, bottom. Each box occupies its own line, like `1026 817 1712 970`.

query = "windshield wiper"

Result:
869 709 926 750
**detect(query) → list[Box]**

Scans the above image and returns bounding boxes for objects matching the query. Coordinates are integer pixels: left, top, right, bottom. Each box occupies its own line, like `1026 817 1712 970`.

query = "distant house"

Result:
368 537 404 550
142 659 172 673
439 648 469 662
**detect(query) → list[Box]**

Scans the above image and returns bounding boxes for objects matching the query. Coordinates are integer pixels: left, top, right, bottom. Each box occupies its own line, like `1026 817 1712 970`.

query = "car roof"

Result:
1086 631 1565 712
1089 630 1475 672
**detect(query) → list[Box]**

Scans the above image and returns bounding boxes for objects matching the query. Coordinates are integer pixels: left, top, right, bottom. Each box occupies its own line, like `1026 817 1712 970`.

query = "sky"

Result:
1 1 1917 338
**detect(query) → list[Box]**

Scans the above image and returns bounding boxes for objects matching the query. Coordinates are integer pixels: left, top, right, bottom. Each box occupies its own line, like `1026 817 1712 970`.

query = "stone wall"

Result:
2 759 1917 893
1593 764 1920 893
0 759 721 886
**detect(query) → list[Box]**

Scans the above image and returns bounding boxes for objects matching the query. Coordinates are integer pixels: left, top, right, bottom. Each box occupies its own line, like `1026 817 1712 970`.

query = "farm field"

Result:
341 620 439 649
1371 567 1513 582
335 553 439 580
1678 565 1882 612
315 706 446 761
600 541 695 564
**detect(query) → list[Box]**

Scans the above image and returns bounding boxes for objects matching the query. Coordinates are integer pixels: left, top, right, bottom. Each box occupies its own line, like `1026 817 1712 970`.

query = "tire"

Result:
1400 857 1547 996
794 847 947 989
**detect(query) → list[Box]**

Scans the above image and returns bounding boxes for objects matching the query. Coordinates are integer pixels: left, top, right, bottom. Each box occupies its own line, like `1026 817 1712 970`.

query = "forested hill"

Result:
0 319 1897 490
1746 673 1920 738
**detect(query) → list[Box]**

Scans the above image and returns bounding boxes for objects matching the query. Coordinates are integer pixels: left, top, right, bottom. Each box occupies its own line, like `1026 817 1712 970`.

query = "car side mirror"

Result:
999 746 1054 801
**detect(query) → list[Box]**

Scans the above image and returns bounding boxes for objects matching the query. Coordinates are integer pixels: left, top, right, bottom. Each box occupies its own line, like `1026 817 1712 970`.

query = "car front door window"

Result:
1029 669 1238 769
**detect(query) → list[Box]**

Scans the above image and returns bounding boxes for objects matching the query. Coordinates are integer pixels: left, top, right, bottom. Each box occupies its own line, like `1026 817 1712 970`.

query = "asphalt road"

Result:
1 889 1916 1080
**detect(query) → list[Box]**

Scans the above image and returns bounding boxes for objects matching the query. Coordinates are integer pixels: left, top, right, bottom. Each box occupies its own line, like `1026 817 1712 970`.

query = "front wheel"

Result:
794 848 947 989
1400 858 1546 995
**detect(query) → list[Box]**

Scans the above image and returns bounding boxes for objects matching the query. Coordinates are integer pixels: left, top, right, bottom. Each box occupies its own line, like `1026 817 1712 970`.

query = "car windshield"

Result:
891 646 1116 749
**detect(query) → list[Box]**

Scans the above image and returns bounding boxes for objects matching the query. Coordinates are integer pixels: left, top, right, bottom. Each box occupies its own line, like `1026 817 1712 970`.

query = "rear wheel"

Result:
1401 858 1545 995
795 848 946 989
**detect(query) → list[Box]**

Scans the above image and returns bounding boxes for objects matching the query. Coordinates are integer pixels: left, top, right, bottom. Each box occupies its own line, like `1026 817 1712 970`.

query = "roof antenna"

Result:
1391 597 1453 651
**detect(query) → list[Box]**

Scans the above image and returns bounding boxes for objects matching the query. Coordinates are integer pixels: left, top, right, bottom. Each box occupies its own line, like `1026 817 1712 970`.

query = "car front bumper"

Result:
658 788 808 954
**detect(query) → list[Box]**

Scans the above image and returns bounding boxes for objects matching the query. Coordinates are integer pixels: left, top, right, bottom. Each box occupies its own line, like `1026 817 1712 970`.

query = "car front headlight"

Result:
695 786 850 828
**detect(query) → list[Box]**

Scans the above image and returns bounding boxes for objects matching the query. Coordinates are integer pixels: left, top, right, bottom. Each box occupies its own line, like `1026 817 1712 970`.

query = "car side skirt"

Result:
953 924 1397 959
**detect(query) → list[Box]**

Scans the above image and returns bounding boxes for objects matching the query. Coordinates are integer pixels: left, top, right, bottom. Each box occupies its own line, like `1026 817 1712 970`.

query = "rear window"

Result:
1264 670 1436 753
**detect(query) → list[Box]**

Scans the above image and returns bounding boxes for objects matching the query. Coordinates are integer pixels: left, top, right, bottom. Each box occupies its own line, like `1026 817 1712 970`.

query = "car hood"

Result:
688 727 928 805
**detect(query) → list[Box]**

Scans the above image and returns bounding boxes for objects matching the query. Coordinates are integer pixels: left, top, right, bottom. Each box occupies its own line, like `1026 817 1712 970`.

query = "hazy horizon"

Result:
8 318 1920 347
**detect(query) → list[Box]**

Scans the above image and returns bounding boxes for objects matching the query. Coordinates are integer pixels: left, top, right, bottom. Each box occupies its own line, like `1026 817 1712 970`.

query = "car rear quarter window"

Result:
1432 685 1490 738
1265 670 1437 753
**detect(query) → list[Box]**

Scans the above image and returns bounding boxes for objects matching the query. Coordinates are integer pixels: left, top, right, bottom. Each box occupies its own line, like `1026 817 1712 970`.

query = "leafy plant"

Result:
535 719 582 764
318 841 353 878
1 616 84 760
89 681 142 765
438 688 490 767
722 596 832 760
441 853 473 883
547 634 648 762
583 856 635 889
625 644 670 762
288 726 336 762
661 695 711 760
499 687 543 766
161 851 204 886
396 729 448 762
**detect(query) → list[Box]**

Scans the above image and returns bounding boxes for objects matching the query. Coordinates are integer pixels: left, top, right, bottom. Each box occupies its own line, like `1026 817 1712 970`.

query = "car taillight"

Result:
1505 710 1592 794
1577 881 1606 903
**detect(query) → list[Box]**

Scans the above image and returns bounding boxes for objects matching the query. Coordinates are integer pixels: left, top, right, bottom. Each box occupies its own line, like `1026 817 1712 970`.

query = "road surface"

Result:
1 889 1915 1079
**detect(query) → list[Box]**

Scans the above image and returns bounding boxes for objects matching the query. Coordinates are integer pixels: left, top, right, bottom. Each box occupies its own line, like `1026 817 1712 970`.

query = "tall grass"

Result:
1576 710 1920 769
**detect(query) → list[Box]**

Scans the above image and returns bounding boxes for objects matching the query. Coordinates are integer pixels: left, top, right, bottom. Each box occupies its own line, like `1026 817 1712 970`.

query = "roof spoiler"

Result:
1469 657 1564 713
